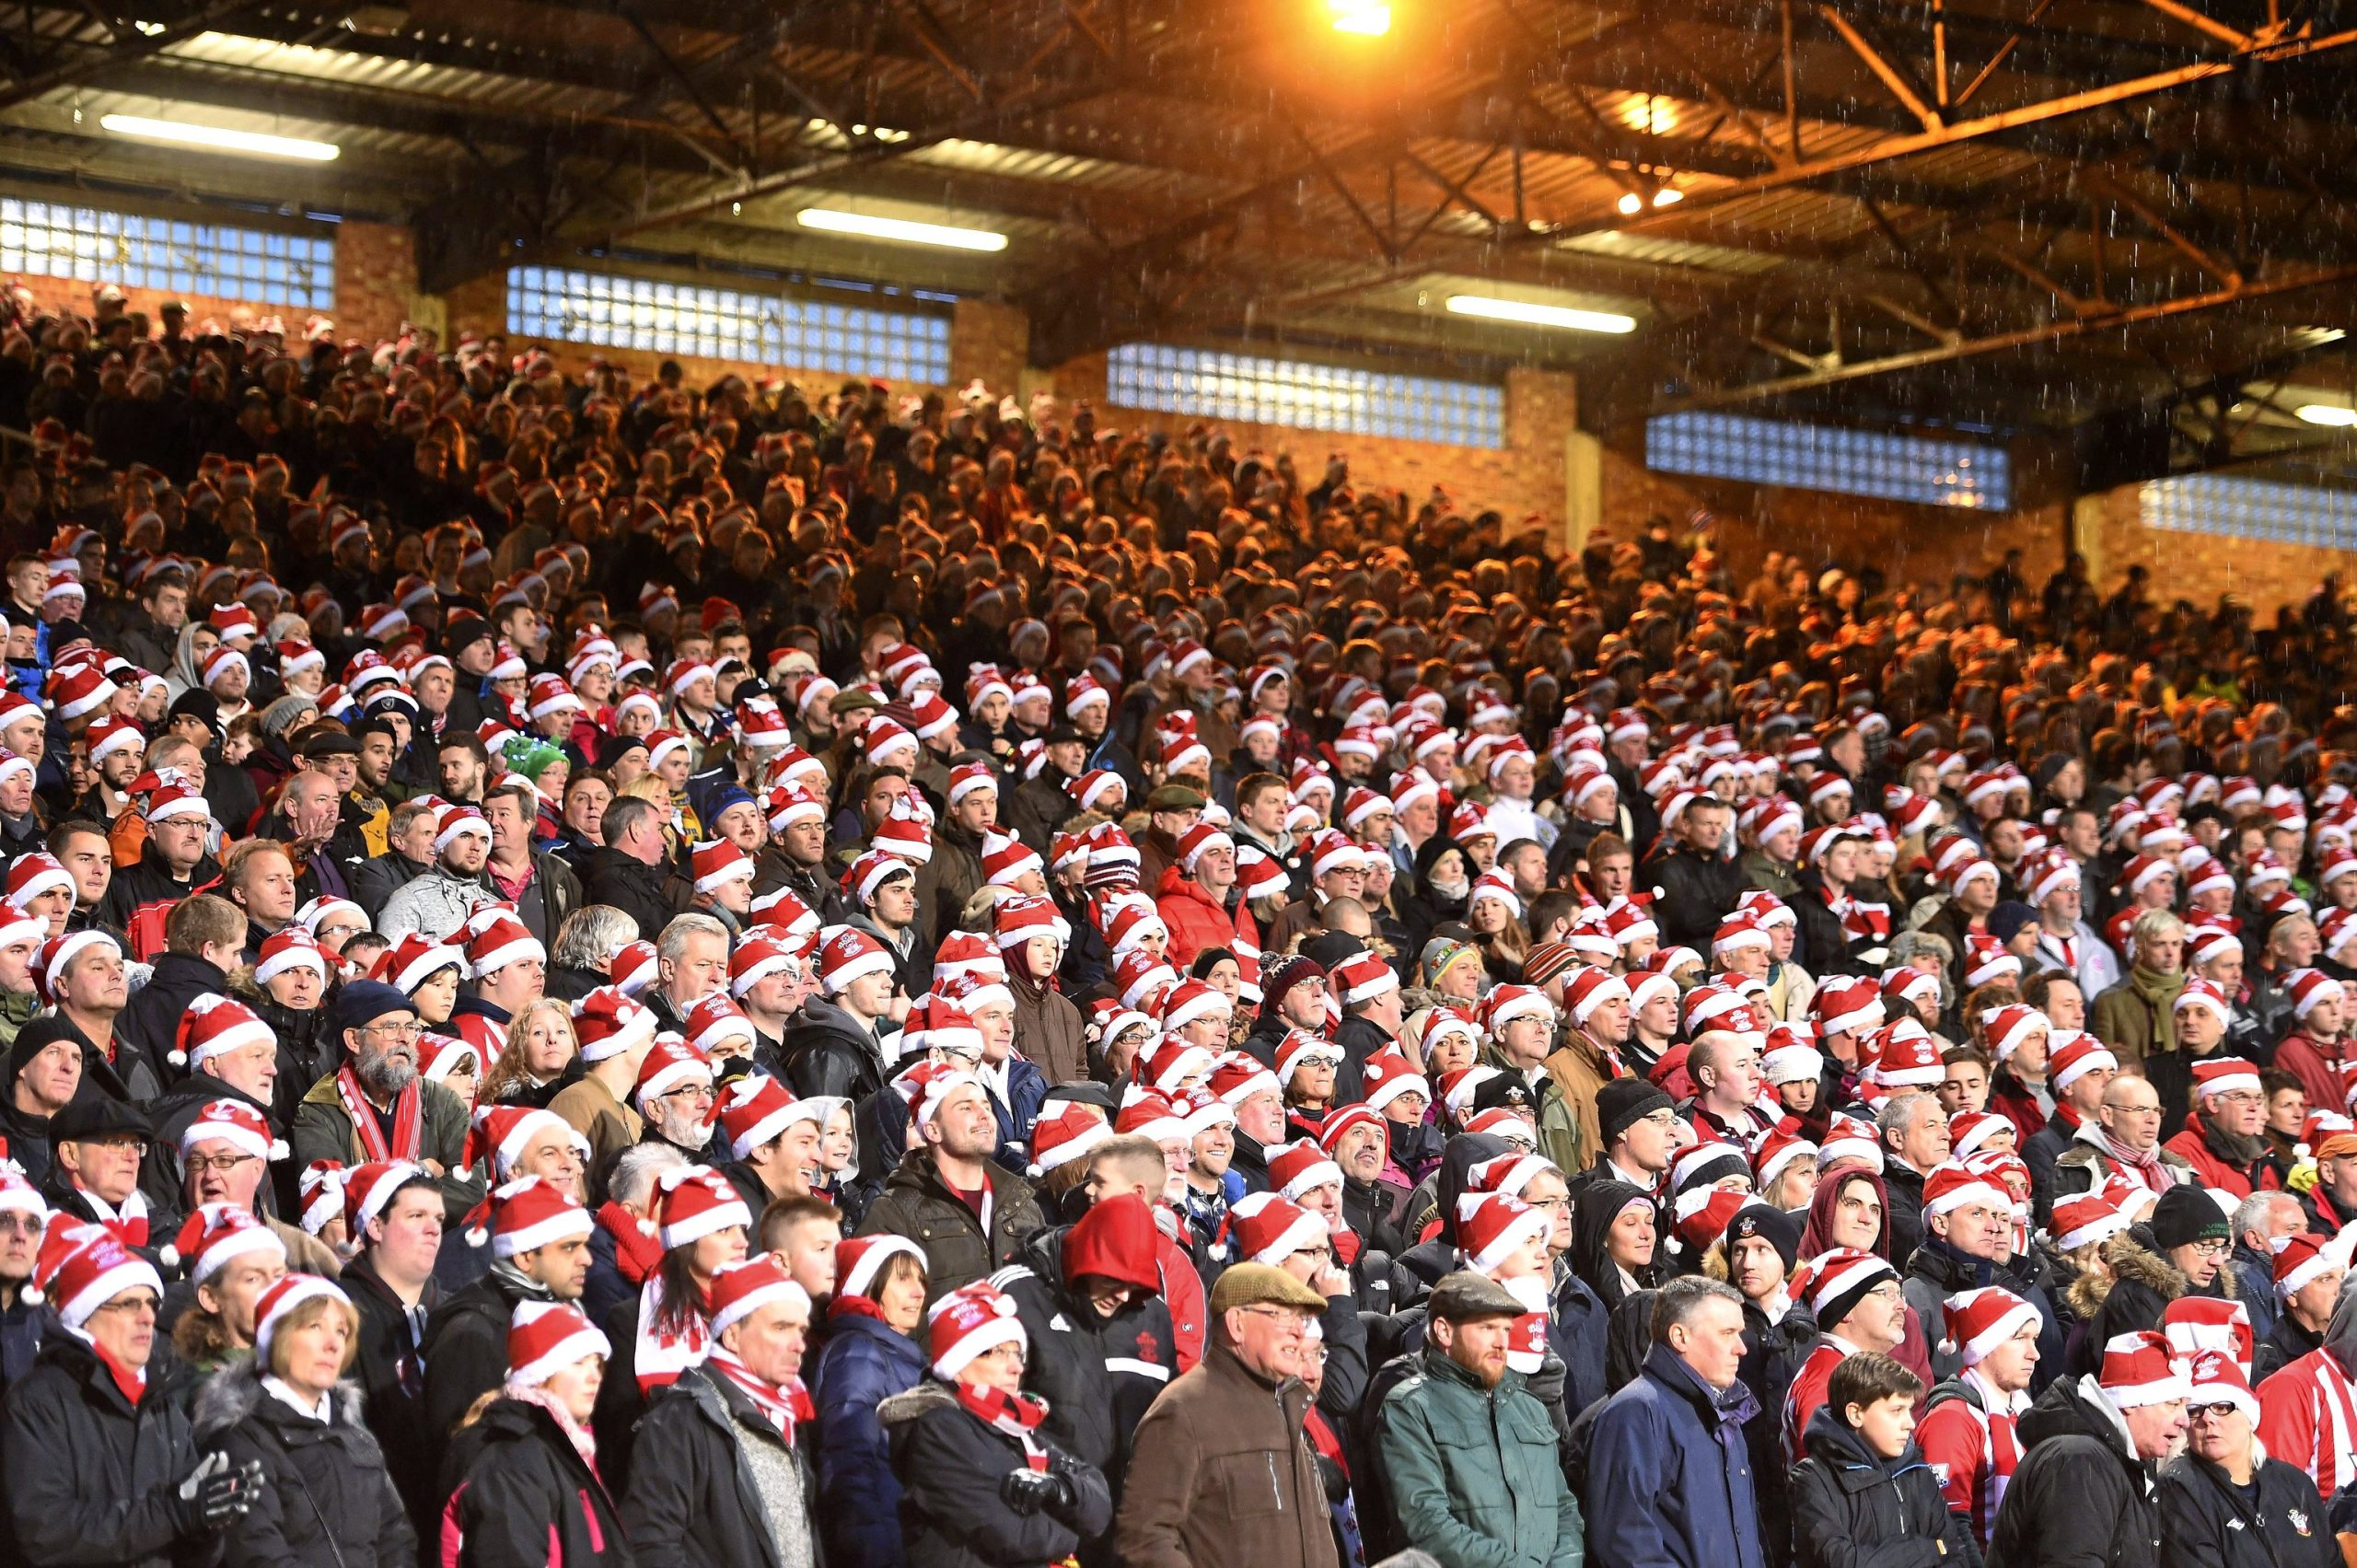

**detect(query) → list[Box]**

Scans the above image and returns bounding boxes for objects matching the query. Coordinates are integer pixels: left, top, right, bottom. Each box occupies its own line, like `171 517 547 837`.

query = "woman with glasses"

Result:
2155 1349 2336 1567
880 1279 1112 1568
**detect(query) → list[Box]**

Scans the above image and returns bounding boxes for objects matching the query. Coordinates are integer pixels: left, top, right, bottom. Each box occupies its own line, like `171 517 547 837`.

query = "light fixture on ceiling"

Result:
1446 295 1637 334
2296 403 2357 427
99 112 338 160
1653 186 1683 206
1616 192 1643 216
1329 0 1391 34
795 207 1007 251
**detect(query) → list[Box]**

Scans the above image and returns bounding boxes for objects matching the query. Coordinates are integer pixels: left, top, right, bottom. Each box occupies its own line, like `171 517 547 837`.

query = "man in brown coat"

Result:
1115 1262 1339 1568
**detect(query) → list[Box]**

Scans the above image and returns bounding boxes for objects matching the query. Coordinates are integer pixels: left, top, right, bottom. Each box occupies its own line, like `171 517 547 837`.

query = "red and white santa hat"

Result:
1759 1024 1824 1086
1939 1285 2038 1366
571 986 657 1062
25 1224 158 1327
507 1300 610 1388
180 1097 287 1163
926 1279 1028 1382
2161 1295 2254 1377
2288 969 2345 1019
1920 1162 2013 1219
2098 1329 2194 1408
464 1105 585 1179
981 830 1044 890
716 1074 822 1160
1329 950 1399 1008
2048 1031 2119 1093
2189 1054 2260 1102
2182 1347 2260 1423
1457 1192 1550 1274
2049 1191 2128 1252
656 1165 751 1250
610 941 659 995
1229 1191 1330 1267
1981 1005 2049 1064
818 925 895 995
296 1160 345 1235
464 910 545 977
1945 1110 2010 1161
1871 1020 1945 1089
633 1036 715 1113
2174 979 2234 1030
684 994 755 1058
340 1160 426 1237
2272 1231 2341 1303
836 1235 926 1303
4 853 70 912
1268 1138 1345 1202
161 1202 286 1281
869 805 934 866
730 933 803 997
254 928 331 990
1360 1048 1430 1113
249 1273 349 1365
1028 1099 1113 1178
465 1174 593 1257
373 932 464 994
707 1256 810 1338
171 993 275 1070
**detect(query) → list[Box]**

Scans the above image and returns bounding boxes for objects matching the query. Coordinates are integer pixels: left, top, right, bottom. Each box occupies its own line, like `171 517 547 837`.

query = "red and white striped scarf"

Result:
633 1273 712 1397
705 1344 813 1445
954 1381 1052 1471
1962 1369 2026 1539
336 1063 423 1163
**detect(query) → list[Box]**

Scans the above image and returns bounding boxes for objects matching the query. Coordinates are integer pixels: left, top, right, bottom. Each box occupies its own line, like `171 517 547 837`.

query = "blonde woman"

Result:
482 997 582 1110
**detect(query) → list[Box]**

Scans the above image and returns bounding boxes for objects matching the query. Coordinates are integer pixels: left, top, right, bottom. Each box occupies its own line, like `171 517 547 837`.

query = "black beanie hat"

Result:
2149 1184 2230 1251
1727 1202 1804 1274
1596 1077 1675 1147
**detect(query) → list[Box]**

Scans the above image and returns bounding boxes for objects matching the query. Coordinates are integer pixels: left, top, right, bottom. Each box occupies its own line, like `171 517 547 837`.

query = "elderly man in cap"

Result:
377 804 500 942
1116 1261 1339 1568
291 981 478 1222
1376 1271 1585 1568
41 1091 163 1248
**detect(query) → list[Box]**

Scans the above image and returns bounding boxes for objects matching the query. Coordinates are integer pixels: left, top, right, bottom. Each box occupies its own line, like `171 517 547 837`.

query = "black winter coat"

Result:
1642 843 1747 951
878 1380 1113 1568
1788 1405 1980 1568
419 1270 550 1442
450 1398 633 1568
782 996 888 1103
2155 1450 2337 1568
339 1258 440 1540
191 1366 416 1568
0 1331 215 1568
993 1224 1178 1479
618 1364 806 1568
1986 1374 2162 1568
581 846 688 946
855 1149 1046 1304
112 951 232 1089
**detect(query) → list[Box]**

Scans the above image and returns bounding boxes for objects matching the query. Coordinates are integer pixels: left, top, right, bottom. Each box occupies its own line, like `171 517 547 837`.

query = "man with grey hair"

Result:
1586 1276 1766 1568
2228 1190 2305 1339
1877 1090 1950 1266
586 1140 687 1321
648 912 730 1035
547 904 639 1001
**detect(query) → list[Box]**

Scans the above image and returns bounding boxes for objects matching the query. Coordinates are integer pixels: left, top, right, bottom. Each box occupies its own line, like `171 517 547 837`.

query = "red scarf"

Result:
594 1203 663 1286
634 1274 711 1396
706 1344 812 1443
336 1063 422 1163
87 1335 146 1407
954 1380 1051 1470
75 1185 148 1248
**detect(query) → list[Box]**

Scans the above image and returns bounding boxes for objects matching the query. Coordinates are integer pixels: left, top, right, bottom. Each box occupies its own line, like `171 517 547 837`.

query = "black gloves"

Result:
177 1452 263 1532
1000 1466 1077 1517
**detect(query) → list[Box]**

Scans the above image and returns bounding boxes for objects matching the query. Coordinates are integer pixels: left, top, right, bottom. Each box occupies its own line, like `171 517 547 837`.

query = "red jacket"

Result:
2162 1111 2282 1200
1155 865 1259 973
2273 1030 2345 1126
1986 1070 2049 1144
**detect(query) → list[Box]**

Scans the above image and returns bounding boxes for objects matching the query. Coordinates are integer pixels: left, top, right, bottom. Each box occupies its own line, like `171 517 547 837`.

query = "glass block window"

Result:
2141 473 2357 549
0 198 334 311
1106 342 1504 448
1646 412 2010 510
506 266 950 381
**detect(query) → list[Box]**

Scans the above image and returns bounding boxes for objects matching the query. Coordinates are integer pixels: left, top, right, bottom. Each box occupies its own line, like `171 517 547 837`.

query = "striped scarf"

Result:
954 1381 1051 1471
705 1344 812 1444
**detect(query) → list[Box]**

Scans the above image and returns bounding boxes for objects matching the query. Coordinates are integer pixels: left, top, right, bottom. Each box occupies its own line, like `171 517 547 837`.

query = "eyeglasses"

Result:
186 1152 259 1175
87 1293 158 1318
1526 1196 1572 1214
2188 1401 2242 1420
659 1085 716 1105
2186 1237 2231 1258
1234 1305 1315 1334
366 1021 425 1040
1291 1244 1334 1262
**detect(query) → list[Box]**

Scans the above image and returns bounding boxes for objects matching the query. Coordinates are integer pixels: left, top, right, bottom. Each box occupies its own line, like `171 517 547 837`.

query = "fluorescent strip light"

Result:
99 113 338 161
796 207 1006 251
2296 403 2357 427
1446 295 1637 334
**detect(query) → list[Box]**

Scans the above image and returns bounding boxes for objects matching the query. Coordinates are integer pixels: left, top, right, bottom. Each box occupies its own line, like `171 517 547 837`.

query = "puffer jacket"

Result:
192 1362 416 1568
1373 1343 1585 1568
0 1330 214 1568
812 1305 928 1568
2068 1228 2232 1378
1986 1373 2162 1568
1155 865 1256 973
855 1147 1046 1302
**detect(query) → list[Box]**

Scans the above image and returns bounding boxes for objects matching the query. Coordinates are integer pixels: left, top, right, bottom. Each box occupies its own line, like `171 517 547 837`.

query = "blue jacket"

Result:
813 1306 928 1568
1585 1342 1767 1568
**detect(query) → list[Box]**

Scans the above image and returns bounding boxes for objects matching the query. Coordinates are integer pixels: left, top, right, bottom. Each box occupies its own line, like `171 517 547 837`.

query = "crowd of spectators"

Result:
7 281 2357 1568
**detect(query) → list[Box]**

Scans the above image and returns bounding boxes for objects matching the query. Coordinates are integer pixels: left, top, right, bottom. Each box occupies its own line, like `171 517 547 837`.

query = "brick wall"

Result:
949 297 1028 400
2089 482 2342 618
331 221 415 345
1043 351 1579 534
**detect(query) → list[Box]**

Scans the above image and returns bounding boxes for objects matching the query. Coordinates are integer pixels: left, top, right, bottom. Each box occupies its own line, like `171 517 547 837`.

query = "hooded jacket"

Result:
192 1362 416 1568
1788 1402 1976 1568
1007 963 1086 1087
1396 1133 1513 1288
993 1200 1178 1480
2071 1228 2231 1378
1986 1373 2163 1568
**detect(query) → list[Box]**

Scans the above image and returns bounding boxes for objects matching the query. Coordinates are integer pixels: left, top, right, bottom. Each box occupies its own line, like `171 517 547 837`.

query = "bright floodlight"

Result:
99 113 338 161
796 208 1007 252
1330 1 1391 34
1446 295 1638 334
2296 403 2357 427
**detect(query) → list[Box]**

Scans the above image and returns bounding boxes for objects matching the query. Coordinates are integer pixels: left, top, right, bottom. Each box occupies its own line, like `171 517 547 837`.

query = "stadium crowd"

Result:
6 281 2357 1568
